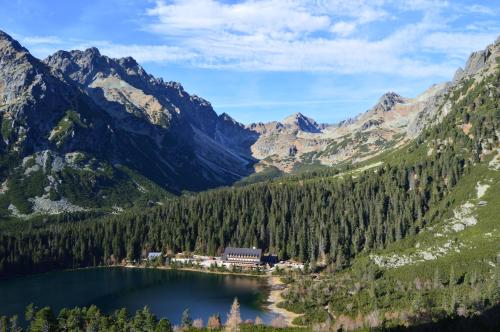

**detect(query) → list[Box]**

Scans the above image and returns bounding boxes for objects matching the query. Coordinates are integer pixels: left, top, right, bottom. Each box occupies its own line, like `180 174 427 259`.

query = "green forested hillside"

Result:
276 68 500 330
0 134 466 275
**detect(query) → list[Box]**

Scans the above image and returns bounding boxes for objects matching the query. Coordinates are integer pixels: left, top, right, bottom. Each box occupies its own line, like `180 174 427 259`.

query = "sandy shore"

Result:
266 276 302 326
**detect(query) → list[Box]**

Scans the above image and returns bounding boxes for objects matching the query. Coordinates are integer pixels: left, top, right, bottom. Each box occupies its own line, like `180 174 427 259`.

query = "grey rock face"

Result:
453 37 499 82
372 92 405 113
452 68 465 82
361 119 384 130
406 84 449 138
408 36 499 137
215 113 258 158
0 30 112 155
282 112 322 133
463 48 490 76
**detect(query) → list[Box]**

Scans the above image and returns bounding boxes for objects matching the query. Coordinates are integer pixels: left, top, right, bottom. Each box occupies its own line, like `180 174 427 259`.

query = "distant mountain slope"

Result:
246 37 499 172
0 30 257 218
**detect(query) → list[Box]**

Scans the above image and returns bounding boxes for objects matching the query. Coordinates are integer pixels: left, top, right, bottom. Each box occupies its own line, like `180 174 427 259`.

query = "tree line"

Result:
0 299 299 332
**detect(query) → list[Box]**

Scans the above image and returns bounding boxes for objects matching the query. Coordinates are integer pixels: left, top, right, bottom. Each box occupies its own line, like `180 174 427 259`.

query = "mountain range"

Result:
0 29 498 217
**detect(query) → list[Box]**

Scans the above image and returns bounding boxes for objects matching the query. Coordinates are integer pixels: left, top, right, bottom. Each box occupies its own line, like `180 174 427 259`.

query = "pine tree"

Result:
155 319 172 332
207 314 222 329
449 266 456 287
225 298 241 332
433 268 442 289
29 307 57 332
181 309 192 329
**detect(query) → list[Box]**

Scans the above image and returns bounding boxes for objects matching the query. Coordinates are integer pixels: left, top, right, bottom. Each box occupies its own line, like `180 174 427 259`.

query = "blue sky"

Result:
1 0 498 124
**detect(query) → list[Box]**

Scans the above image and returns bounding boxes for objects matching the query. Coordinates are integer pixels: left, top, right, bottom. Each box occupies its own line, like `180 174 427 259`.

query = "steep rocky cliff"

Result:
45 46 259 182
0 30 257 218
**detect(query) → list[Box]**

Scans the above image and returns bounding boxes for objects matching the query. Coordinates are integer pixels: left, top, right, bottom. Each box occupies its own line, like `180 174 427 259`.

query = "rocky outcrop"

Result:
371 92 405 113
282 112 322 133
452 36 499 82
361 119 384 130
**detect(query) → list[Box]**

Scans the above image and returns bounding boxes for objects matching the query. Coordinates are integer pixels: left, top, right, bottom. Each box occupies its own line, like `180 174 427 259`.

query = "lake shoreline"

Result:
266 276 302 326
120 264 302 326
4 264 301 327
0 265 278 326
122 264 267 278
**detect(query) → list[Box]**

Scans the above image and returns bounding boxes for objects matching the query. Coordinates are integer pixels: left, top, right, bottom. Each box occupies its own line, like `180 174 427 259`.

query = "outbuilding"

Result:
222 247 262 265
147 252 162 260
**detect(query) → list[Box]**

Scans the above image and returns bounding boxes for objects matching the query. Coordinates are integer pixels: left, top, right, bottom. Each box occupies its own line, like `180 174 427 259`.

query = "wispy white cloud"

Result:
20 35 63 45
138 0 498 77
146 0 332 38
17 0 499 79
465 4 496 15
330 21 357 36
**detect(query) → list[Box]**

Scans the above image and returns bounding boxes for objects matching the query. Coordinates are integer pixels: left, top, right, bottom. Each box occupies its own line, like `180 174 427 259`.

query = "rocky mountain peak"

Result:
218 112 238 124
0 30 28 54
0 30 41 73
73 47 106 68
283 112 305 122
44 48 114 86
117 56 140 71
282 112 321 133
84 47 101 56
453 36 500 82
0 30 65 107
372 92 405 113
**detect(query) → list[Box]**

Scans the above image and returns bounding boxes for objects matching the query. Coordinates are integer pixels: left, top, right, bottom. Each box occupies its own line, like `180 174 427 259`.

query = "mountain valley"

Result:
1 30 498 219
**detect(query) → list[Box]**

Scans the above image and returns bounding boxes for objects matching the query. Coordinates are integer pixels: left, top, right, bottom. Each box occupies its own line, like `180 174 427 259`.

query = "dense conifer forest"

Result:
0 147 465 276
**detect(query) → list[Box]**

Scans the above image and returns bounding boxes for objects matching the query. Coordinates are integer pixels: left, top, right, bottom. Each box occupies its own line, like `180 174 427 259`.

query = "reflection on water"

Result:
0 268 276 324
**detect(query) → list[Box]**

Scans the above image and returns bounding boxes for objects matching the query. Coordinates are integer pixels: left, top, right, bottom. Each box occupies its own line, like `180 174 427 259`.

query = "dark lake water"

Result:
0 267 276 325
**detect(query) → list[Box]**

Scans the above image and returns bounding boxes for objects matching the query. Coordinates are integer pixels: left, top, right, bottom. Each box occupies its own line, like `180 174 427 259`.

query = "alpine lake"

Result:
0 267 277 325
